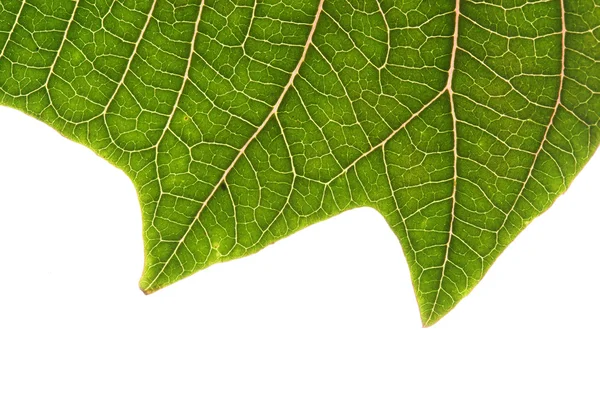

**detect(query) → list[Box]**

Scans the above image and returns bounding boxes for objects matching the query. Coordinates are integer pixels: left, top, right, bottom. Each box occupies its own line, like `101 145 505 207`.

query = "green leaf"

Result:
1 0 598 326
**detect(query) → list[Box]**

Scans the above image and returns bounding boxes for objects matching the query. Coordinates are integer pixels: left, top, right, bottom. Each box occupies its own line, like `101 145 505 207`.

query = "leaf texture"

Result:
0 0 598 326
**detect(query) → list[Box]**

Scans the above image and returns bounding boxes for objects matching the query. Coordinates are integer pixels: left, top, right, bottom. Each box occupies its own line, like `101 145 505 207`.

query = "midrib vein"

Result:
144 0 326 291
425 0 460 326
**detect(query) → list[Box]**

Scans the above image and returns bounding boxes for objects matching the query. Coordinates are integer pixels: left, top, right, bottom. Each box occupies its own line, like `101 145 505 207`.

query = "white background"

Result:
0 105 598 399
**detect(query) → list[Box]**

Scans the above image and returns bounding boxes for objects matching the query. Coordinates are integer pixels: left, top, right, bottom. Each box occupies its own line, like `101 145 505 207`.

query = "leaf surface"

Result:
1 0 598 326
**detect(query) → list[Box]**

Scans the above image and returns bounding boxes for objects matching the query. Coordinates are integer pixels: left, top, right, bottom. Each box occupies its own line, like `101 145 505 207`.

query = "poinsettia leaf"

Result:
0 0 597 326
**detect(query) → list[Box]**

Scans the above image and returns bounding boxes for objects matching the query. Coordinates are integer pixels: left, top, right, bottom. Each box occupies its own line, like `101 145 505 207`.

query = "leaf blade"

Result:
1 0 598 326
